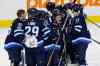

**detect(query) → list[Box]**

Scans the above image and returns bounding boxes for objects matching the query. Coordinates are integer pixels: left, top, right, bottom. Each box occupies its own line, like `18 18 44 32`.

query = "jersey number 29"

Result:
25 26 39 37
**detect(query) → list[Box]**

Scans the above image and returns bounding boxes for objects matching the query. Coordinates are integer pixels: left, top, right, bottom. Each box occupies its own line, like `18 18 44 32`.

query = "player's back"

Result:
24 18 45 44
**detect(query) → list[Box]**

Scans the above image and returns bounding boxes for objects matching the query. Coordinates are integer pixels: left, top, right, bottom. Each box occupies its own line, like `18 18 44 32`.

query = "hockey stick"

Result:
58 46 65 66
58 17 73 66
58 33 68 66
85 17 100 44
86 17 100 28
47 14 69 66
91 38 100 44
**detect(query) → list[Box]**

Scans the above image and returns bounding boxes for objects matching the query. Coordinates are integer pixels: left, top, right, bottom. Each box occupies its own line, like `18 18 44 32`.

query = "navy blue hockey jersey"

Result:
5 18 26 48
24 18 52 46
67 14 91 42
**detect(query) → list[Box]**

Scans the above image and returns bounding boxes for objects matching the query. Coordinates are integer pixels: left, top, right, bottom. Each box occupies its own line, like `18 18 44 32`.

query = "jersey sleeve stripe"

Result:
38 40 44 44
4 42 23 48
43 30 51 36
74 25 82 29
14 29 24 33
14 33 23 37
44 37 48 40
72 37 91 44
42 27 49 32
74 28 81 32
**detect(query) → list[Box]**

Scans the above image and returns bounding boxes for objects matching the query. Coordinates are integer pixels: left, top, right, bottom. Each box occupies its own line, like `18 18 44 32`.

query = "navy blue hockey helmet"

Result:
63 3 74 10
52 5 65 17
72 4 83 13
37 10 49 19
55 5 64 11
27 8 39 17
52 8 65 17
52 8 61 15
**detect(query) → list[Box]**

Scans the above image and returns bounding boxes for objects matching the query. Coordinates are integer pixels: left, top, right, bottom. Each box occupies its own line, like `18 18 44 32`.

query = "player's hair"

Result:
17 9 25 17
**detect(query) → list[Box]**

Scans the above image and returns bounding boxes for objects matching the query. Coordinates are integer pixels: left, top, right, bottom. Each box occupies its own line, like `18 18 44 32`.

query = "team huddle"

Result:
4 2 91 66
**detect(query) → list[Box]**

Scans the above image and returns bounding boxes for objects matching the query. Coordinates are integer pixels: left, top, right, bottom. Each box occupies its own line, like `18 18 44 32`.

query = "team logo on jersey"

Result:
17 23 23 29
18 23 23 27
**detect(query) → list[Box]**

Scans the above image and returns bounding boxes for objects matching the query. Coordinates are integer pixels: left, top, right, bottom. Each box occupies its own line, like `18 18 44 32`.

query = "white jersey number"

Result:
25 26 39 37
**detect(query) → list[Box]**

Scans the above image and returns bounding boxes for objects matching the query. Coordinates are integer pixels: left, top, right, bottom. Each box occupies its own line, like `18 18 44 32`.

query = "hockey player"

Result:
44 7 66 66
71 4 91 66
46 1 56 14
4 9 26 66
24 8 52 66
37 10 51 27
64 4 91 66
45 1 56 28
